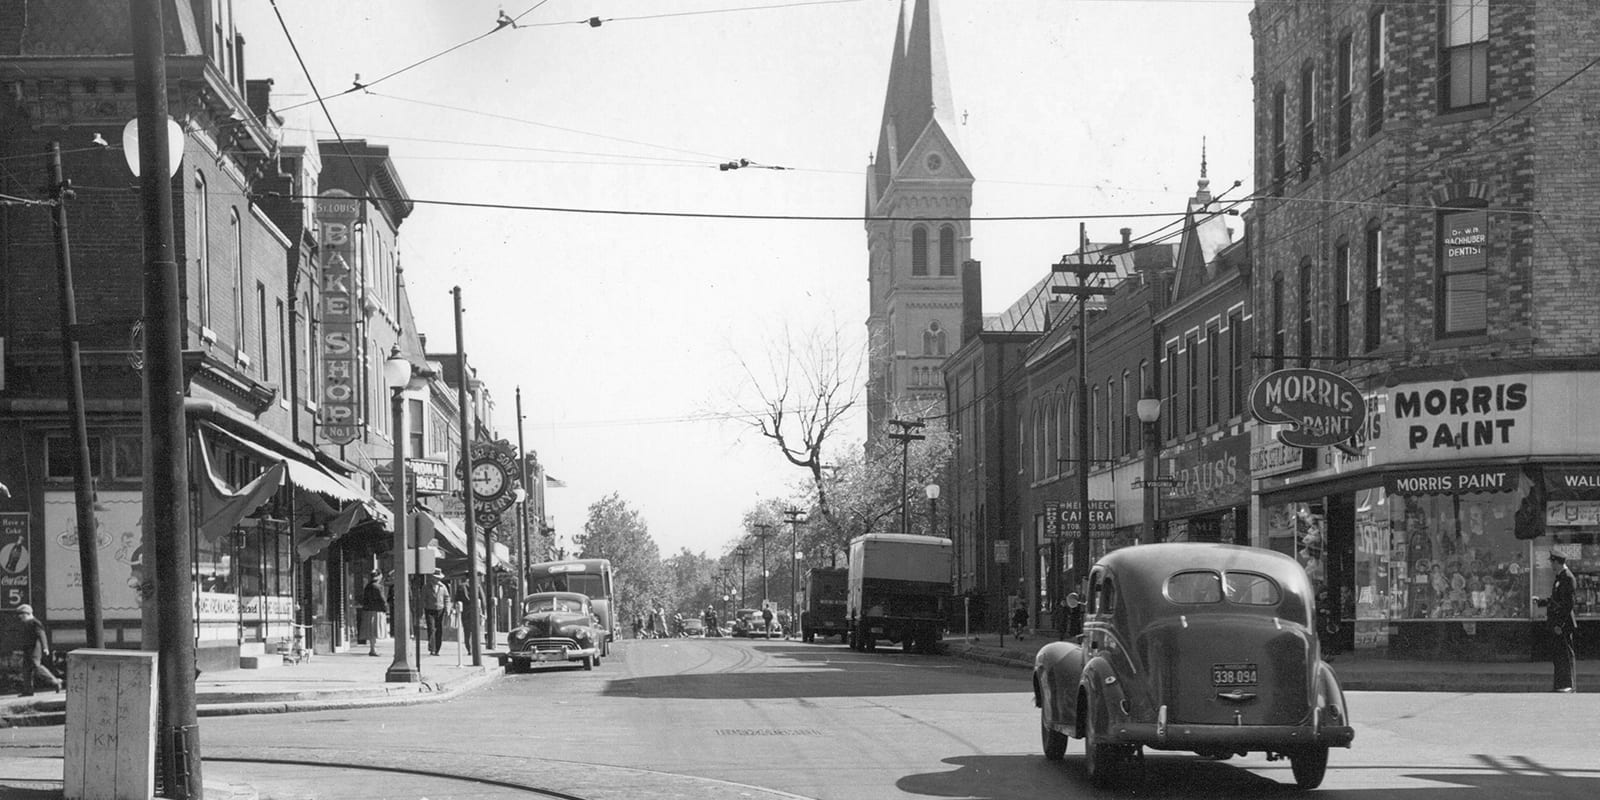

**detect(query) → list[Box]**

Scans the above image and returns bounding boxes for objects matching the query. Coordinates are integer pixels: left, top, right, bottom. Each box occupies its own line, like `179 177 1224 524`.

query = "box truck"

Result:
800 566 849 643
846 533 952 654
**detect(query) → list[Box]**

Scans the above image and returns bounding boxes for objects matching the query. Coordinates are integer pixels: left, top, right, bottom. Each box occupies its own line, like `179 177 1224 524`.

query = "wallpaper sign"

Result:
316 190 361 445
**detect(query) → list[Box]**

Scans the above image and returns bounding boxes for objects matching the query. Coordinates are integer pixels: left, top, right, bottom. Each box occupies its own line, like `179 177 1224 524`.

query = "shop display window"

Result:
1384 489 1528 620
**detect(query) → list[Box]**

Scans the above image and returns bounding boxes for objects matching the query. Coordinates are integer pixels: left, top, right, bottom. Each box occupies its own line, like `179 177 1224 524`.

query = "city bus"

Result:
526 558 616 654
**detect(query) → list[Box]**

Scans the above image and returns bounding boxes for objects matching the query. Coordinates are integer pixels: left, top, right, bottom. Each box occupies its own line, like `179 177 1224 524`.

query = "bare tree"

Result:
730 321 864 540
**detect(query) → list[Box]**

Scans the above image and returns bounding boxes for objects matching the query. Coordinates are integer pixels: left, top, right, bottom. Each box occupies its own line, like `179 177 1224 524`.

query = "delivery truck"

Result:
800 566 849 643
846 533 952 654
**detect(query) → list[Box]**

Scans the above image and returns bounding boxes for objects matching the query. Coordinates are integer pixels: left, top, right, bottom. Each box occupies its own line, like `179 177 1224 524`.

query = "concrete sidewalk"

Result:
947 629 1585 693
0 636 501 728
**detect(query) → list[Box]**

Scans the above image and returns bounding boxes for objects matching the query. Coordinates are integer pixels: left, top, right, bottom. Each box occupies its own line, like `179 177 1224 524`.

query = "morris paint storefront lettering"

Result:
1385 468 1513 496
1394 382 1526 451
316 191 361 445
1376 372 1600 465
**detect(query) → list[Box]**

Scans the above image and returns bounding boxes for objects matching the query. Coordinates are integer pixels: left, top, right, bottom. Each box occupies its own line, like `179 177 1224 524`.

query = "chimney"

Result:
1120 227 1132 248
961 259 982 343
246 78 274 120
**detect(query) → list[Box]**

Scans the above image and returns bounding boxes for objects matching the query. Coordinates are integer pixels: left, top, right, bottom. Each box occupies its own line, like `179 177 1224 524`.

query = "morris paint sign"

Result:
1248 368 1367 449
316 190 361 445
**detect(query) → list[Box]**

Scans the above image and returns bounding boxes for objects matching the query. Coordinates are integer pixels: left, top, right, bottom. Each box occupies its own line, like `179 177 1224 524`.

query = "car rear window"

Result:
1224 571 1281 606
1166 570 1282 606
1166 571 1223 604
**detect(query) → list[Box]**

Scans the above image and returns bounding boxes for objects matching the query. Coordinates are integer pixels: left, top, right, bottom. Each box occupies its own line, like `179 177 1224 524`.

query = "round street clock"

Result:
464 439 522 517
470 460 509 502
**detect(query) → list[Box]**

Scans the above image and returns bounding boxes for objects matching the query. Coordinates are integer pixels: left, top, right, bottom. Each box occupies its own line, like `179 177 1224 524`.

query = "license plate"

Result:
1212 663 1258 686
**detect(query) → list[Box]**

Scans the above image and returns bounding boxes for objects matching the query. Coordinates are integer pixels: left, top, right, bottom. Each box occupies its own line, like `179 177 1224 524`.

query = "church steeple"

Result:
868 0 959 207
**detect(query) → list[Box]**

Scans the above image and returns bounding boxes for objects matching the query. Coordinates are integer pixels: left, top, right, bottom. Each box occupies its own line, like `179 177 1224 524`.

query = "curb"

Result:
0 668 502 727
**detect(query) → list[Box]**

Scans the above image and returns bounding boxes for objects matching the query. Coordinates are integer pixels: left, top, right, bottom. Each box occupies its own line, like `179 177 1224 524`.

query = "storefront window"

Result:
1534 534 1600 618
1391 491 1528 619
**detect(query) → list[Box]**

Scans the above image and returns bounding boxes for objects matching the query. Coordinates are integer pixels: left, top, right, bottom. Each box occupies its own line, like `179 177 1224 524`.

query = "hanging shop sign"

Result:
407 458 447 496
1046 500 1116 538
315 190 361 445
1248 368 1367 449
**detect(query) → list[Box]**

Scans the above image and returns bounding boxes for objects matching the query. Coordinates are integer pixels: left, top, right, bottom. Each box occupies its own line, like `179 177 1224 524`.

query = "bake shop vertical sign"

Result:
317 190 360 445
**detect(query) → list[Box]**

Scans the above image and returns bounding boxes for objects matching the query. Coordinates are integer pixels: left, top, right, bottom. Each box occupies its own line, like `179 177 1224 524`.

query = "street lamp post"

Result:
755 523 774 608
784 509 805 638
924 484 940 537
383 349 421 683
1136 394 1163 545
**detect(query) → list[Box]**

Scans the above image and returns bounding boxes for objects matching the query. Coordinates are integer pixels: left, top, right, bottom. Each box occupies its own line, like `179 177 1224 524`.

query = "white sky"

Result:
235 0 1254 558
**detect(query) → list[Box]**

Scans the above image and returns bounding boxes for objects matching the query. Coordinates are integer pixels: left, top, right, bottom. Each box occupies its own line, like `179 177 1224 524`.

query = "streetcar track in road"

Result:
206 756 590 799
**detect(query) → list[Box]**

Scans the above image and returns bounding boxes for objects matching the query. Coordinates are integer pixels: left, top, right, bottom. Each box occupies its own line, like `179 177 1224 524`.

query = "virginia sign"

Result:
1248 367 1367 450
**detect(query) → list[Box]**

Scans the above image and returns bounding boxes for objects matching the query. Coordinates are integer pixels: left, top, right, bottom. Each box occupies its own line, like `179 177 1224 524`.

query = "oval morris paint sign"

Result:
1248 368 1367 449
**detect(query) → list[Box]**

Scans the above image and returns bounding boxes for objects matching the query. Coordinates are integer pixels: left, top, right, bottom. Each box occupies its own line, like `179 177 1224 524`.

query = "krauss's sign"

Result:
316 191 361 445
1164 434 1250 516
1248 368 1367 449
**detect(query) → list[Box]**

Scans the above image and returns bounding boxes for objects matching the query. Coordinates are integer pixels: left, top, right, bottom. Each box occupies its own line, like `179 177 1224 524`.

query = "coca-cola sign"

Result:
1248 368 1367 450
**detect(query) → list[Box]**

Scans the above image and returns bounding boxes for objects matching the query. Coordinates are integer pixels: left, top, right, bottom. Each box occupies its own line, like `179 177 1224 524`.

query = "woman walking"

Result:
358 570 388 656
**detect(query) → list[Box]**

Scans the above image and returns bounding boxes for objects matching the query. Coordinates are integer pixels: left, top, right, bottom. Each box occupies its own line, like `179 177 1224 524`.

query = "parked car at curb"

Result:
500 591 605 673
1033 543 1354 790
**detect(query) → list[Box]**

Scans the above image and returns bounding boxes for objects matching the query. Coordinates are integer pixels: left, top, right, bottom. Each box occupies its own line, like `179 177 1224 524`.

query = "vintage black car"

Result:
500 591 605 673
1033 543 1354 790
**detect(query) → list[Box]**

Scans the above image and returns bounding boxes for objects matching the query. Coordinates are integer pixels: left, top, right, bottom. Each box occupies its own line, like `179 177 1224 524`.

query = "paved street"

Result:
4 636 1599 799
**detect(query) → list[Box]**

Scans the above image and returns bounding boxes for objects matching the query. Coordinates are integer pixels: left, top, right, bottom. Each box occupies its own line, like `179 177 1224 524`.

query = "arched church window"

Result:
939 225 957 276
911 225 929 276
922 320 947 356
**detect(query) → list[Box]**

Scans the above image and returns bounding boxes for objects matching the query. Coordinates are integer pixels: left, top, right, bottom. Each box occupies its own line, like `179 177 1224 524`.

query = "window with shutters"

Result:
938 225 957 276
1271 272 1286 370
1333 241 1351 360
1439 209 1488 336
1364 223 1384 351
911 225 929 276
1336 34 1354 156
1367 9 1387 134
1271 86 1287 190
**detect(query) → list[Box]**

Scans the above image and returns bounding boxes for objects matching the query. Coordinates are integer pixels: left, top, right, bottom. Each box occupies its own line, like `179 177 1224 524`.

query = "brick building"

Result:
1248 0 1600 661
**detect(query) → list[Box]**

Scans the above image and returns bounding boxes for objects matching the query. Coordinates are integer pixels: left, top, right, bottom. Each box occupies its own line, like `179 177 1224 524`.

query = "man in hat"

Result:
422 569 451 656
358 571 388 656
15 605 62 695
1534 551 1577 692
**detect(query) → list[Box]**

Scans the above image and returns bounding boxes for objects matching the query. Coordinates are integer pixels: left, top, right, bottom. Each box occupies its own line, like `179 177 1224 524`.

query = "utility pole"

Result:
755 523 774 606
453 287 481 666
887 419 926 535
736 546 749 609
1051 223 1114 633
132 0 201 793
515 387 529 604
784 508 804 636
47 142 103 649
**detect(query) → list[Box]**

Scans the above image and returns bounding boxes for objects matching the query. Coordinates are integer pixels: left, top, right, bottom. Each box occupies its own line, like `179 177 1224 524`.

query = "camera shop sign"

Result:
1045 500 1116 539
315 190 361 445
1248 368 1367 450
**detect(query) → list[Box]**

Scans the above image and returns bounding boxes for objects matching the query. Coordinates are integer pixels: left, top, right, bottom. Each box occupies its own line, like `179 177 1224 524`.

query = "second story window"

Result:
1364 223 1384 352
1271 272 1286 370
1298 259 1314 367
194 171 211 329
1368 8 1387 134
1298 63 1317 178
1205 323 1220 427
1439 209 1488 336
1443 0 1489 111
1228 311 1246 417
232 208 245 355
1184 333 1199 434
1271 86 1287 189
911 225 929 276
1334 241 1351 360
1336 33 1354 156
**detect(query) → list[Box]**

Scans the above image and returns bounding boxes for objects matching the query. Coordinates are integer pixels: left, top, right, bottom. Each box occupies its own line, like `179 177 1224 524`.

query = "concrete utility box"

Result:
64 649 158 800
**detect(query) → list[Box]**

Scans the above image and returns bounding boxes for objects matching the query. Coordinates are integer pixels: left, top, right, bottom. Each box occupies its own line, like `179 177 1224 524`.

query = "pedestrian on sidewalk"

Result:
1534 550 1577 692
1064 592 1084 637
14 605 62 695
1008 591 1027 640
422 569 450 656
761 604 774 639
358 570 387 656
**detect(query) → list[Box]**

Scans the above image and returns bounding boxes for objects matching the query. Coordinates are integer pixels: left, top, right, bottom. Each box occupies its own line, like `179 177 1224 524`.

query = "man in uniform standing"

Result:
1535 550 1577 693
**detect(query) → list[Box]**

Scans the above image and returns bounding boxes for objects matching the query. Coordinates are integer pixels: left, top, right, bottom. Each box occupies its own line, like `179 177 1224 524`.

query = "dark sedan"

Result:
500 591 605 673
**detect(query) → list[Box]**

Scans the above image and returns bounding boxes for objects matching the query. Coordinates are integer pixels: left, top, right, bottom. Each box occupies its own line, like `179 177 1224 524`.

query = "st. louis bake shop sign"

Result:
1249 368 1367 450
1376 371 1600 464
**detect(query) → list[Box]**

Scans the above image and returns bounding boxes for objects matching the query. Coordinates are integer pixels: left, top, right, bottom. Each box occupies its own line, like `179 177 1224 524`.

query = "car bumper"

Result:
1106 717 1355 751
506 639 598 664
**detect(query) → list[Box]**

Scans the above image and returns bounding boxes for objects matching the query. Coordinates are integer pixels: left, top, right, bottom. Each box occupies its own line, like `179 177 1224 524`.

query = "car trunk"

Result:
1143 614 1311 726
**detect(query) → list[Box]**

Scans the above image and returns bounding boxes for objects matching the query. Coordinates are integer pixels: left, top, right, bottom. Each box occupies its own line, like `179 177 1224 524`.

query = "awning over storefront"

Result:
1543 466 1600 501
198 422 389 524
1383 467 1520 497
414 507 469 555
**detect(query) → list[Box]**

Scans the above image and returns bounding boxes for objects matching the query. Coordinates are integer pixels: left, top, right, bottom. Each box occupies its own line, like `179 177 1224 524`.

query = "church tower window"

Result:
912 225 929 275
938 225 957 276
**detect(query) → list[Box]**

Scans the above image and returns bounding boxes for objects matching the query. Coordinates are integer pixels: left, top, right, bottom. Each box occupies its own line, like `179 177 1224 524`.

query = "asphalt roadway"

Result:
0 631 1584 799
